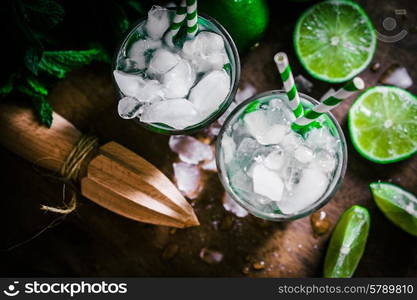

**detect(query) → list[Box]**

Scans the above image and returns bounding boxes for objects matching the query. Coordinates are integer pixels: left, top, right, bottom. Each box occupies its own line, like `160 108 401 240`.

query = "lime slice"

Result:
348 86 417 164
294 0 376 83
370 182 417 236
323 205 370 278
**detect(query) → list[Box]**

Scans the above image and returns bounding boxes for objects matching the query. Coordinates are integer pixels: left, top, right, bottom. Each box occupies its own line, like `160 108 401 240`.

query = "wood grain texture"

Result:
1 0 416 277
0 104 81 173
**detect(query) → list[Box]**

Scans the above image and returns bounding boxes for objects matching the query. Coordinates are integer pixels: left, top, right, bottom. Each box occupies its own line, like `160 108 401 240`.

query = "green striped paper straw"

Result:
186 0 198 39
274 52 304 119
165 0 187 48
292 77 365 130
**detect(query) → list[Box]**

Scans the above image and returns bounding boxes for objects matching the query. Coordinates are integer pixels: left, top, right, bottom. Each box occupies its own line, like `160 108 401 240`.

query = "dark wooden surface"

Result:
1 0 416 277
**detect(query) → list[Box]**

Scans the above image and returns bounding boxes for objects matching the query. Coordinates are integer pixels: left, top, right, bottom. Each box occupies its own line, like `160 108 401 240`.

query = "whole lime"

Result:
200 0 269 53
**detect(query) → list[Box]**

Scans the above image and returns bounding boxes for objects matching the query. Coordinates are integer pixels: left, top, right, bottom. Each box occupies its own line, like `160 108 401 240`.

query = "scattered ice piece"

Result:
258 124 288 145
199 248 223 264
113 70 164 102
145 6 171 40
218 101 237 125
173 162 202 199
295 75 313 93
169 135 213 164
235 83 257 104
278 168 328 214
305 127 338 153
202 158 217 172
320 88 336 101
294 146 314 163
380 66 413 89
117 96 142 119
252 163 284 202
182 31 229 73
222 193 248 217
128 39 162 69
314 149 337 173
189 70 230 118
140 98 201 129
221 134 235 164
264 149 285 170
162 59 196 99
148 48 180 76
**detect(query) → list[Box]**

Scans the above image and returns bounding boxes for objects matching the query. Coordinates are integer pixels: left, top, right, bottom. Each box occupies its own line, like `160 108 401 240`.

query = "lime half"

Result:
294 0 376 83
349 86 417 164
370 182 417 236
323 205 370 278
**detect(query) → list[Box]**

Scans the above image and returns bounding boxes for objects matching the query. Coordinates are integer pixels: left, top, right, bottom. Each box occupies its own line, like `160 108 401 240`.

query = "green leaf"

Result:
24 46 43 75
38 48 110 78
22 0 64 30
31 95 53 127
17 77 52 127
0 75 16 97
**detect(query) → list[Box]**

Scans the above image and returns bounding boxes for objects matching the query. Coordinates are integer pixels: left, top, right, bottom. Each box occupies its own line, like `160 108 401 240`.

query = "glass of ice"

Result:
216 90 348 221
113 6 240 134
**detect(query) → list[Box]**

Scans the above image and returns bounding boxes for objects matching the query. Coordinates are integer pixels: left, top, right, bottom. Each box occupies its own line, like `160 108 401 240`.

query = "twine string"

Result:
40 134 99 214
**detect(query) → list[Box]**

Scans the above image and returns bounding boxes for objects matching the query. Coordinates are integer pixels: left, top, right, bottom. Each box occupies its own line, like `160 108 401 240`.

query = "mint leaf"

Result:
17 77 53 127
38 48 110 78
22 0 64 30
25 46 43 75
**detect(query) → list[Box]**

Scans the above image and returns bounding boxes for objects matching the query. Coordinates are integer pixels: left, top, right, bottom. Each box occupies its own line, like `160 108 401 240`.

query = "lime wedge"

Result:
294 0 376 83
370 182 417 236
323 205 370 278
348 86 417 164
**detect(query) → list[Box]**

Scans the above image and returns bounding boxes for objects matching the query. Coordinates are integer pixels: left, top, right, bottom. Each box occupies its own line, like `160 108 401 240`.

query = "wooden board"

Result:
1 0 417 277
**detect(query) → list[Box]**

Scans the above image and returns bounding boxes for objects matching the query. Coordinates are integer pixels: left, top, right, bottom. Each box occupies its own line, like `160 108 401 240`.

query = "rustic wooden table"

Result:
1 0 416 277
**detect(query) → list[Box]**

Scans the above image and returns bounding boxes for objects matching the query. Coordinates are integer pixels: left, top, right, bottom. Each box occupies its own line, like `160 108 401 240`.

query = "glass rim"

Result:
215 90 348 221
112 11 241 135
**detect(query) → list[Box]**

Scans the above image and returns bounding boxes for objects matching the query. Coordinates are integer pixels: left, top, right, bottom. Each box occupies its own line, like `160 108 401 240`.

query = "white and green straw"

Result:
186 0 198 39
274 52 304 119
292 77 365 130
165 0 187 48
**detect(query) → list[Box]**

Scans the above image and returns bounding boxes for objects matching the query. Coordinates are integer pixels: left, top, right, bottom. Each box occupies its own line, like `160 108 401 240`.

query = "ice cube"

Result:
264 149 285 170
278 167 328 214
222 193 248 218
140 98 202 129
128 38 162 69
189 70 230 119
202 158 217 172
258 124 288 145
113 70 164 102
294 146 314 163
234 137 258 171
182 31 229 73
145 6 171 40
173 162 202 199
244 110 269 141
117 96 142 119
295 75 313 93
169 135 213 164
235 83 257 104
305 127 338 153
280 132 303 151
230 169 253 194
162 59 196 99
314 149 337 173
380 66 413 89
221 134 235 164
283 161 303 192
118 57 142 73
148 48 181 76
252 163 284 201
